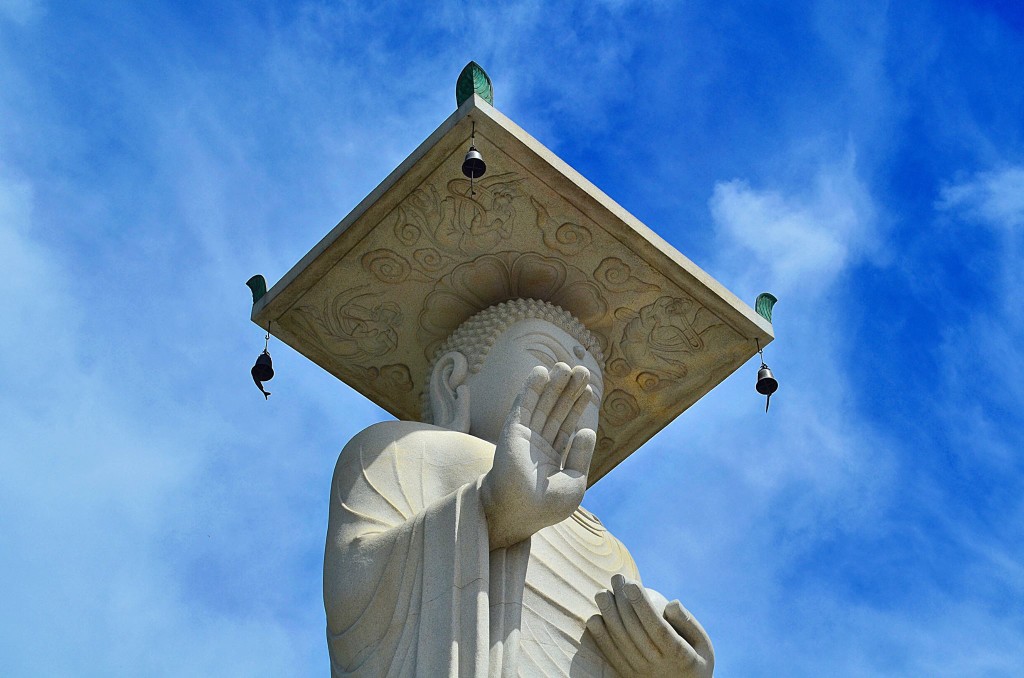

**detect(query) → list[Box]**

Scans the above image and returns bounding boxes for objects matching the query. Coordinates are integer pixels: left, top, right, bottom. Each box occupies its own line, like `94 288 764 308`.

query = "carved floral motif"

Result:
259 133 753 480
366 170 727 443
418 251 608 360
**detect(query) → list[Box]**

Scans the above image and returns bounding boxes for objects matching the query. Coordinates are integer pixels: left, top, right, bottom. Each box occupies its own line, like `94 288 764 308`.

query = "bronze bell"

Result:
462 145 486 179
756 364 778 412
252 350 274 399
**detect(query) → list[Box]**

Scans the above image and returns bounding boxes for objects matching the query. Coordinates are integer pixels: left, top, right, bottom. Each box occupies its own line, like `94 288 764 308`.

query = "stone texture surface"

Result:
324 314 714 676
253 94 772 483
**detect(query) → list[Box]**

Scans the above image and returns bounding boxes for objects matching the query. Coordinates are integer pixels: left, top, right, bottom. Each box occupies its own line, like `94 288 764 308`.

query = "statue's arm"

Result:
323 423 490 634
325 358 603 629
323 450 396 634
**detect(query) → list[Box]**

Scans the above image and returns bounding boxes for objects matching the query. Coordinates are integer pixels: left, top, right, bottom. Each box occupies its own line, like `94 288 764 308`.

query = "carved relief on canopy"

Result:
274 157 744 478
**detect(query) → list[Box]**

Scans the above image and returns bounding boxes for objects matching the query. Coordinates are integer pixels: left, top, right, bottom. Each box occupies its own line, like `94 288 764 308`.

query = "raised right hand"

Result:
481 362 596 549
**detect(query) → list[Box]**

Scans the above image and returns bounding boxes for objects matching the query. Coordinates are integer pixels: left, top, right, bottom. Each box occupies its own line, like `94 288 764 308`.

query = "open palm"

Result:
482 363 596 549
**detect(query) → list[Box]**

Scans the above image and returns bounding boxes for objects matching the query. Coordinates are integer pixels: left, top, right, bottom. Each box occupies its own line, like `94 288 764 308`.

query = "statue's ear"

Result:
429 351 470 433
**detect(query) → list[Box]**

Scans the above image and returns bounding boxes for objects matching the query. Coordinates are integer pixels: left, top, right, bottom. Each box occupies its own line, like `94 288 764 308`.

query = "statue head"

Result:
425 299 605 443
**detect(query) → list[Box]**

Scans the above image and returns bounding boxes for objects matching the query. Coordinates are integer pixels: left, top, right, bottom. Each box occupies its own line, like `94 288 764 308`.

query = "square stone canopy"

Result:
252 94 774 485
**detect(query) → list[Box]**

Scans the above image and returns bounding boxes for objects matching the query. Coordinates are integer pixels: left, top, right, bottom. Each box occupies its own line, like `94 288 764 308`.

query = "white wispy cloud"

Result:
4 2 1024 676
939 166 1024 232
582 135 906 675
0 0 40 25
708 147 879 298
936 165 1024 444
925 167 1024 541
0 9 402 673
0 164 328 674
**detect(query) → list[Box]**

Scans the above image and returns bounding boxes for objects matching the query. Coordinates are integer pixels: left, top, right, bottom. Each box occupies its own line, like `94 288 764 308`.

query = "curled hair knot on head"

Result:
421 298 604 423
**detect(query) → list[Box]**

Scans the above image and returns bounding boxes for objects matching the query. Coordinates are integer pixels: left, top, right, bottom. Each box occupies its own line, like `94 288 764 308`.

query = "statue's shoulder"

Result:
344 420 491 452
334 420 494 479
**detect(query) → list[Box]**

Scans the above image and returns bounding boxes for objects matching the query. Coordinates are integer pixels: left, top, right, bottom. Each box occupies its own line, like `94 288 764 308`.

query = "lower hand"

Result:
587 574 715 678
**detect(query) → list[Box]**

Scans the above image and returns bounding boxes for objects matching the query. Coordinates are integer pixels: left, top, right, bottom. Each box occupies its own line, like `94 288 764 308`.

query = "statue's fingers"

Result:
554 384 594 457
563 428 595 477
623 581 699 664
586 615 635 677
541 365 590 444
665 600 715 665
515 365 549 424
611 575 659 663
530 362 572 432
528 428 562 466
595 589 645 670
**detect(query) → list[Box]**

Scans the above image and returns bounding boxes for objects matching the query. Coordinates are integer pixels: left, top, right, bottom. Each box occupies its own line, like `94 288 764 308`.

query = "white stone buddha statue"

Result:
324 298 714 677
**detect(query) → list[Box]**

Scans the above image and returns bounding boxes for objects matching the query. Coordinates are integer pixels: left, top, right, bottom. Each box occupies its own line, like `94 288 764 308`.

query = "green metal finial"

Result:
755 292 777 323
246 275 267 305
456 62 493 107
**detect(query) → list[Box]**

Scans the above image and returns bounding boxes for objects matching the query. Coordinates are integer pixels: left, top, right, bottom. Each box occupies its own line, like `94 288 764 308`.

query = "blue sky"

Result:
2 1 1022 676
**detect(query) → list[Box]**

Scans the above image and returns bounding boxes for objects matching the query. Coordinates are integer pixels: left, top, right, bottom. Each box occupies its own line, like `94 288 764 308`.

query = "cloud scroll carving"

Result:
260 154 752 479
603 389 641 427
362 249 414 284
289 289 403 363
531 197 593 256
595 257 659 294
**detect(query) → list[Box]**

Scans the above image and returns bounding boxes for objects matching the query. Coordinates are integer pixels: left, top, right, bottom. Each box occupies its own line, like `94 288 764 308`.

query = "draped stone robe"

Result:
324 421 640 677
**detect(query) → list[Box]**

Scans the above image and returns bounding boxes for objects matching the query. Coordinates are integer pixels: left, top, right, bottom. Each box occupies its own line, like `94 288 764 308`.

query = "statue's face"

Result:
465 318 603 444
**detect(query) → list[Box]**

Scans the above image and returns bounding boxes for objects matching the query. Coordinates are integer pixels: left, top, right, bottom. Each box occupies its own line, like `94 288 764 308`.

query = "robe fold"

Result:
325 422 639 677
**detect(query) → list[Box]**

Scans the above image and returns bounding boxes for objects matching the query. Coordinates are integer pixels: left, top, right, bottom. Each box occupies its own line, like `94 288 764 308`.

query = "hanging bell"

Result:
755 363 778 412
252 349 274 400
462 145 486 179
